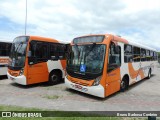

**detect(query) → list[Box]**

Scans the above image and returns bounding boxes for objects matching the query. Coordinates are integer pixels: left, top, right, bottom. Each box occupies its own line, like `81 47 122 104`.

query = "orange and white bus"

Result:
0 40 12 76
65 34 158 98
7 36 67 85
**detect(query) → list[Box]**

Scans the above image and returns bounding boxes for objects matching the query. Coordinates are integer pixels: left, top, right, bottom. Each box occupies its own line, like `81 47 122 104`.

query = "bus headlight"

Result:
19 69 24 76
93 76 102 86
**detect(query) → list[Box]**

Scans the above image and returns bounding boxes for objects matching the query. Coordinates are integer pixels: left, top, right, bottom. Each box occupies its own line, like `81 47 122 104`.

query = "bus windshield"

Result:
9 36 29 70
67 44 106 74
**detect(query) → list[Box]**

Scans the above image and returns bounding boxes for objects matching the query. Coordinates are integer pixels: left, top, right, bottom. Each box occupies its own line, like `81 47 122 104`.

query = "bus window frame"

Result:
140 48 146 62
124 44 133 63
133 46 140 62
28 40 66 65
107 42 121 73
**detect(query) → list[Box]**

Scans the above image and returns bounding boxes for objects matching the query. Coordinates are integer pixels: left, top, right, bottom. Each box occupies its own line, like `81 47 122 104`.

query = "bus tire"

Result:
147 69 151 79
48 71 61 85
120 76 129 92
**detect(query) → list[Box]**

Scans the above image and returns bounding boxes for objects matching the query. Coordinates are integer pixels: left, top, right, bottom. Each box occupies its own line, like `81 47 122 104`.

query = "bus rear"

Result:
7 36 67 85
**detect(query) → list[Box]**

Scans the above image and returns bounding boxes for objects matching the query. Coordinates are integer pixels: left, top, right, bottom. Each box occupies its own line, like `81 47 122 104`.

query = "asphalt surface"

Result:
0 66 160 111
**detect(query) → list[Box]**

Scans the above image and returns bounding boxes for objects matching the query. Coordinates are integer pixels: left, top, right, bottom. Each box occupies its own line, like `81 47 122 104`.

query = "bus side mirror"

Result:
27 51 32 57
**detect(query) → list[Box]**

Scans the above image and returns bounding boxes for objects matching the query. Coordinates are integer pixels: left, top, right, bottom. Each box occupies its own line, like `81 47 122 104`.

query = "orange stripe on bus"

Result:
128 63 145 80
60 60 66 70
67 75 94 86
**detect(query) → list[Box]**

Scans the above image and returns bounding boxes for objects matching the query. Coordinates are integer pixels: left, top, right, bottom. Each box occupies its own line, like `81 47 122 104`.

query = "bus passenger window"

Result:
108 42 121 72
146 50 150 61
0 43 11 56
141 48 146 62
154 52 157 61
50 44 66 60
29 41 48 63
133 47 140 62
150 51 154 61
124 44 133 63
58 44 66 59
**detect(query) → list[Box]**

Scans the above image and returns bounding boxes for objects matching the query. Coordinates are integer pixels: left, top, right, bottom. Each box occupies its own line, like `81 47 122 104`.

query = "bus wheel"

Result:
147 69 151 79
120 77 128 92
49 71 61 85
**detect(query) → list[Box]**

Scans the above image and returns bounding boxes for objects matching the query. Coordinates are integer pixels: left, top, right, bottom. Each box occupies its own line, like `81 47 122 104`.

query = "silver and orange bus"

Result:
65 34 158 98
7 36 67 85
0 40 12 76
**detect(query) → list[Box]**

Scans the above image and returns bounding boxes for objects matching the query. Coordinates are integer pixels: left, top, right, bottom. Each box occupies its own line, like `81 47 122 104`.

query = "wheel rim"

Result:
121 81 125 89
51 75 58 82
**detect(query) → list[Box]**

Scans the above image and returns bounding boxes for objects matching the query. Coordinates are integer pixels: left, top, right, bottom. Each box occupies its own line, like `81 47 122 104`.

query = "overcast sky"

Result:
0 0 160 51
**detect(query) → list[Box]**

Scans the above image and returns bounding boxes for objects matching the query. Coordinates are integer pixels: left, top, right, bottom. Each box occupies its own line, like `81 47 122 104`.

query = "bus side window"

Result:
133 47 140 62
65 44 71 59
108 42 121 73
141 48 146 62
0 42 11 56
150 51 153 61
50 43 58 59
124 44 133 63
36 42 48 60
154 52 157 61
50 43 65 60
29 41 48 64
58 44 66 59
146 50 150 61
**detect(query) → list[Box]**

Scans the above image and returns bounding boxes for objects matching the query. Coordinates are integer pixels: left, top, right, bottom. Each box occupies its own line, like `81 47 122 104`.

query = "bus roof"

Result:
109 34 157 52
73 34 157 52
15 35 59 43
128 40 157 51
29 36 59 43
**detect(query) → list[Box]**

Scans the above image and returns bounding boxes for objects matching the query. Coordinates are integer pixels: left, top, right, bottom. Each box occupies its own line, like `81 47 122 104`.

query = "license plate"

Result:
71 84 88 92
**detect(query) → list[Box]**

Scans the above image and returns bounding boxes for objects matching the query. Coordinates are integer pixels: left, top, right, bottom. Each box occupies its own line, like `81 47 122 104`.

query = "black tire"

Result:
48 71 61 85
147 69 151 79
120 77 129 92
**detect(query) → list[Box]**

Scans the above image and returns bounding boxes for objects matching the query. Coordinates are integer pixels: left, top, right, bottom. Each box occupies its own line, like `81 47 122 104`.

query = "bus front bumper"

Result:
65 76 105 98
7 72 27 85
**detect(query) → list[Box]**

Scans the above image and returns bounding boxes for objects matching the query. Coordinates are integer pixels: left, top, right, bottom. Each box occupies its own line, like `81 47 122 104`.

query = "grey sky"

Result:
0 0 160 51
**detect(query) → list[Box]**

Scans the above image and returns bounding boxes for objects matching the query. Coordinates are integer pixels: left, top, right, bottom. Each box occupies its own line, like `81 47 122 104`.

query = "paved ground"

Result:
0 66 160 111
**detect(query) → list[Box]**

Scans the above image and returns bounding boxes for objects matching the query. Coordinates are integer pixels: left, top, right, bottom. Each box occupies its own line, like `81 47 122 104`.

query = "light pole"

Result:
25 0 27 35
